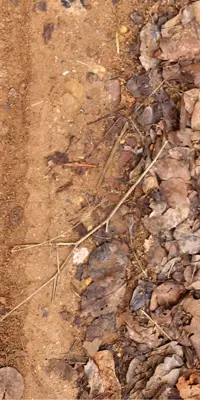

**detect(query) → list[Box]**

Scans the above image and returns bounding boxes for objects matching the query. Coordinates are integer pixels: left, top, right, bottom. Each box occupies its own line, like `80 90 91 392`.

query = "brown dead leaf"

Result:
174 222 200 254
46 151 69 165
160 178 188 208
177 371 200 400
153 158 190 181
85 350 121 399
0 367 24 400
43 23 55 43
143 353 183 398
150 281 186 311
143 203 190 235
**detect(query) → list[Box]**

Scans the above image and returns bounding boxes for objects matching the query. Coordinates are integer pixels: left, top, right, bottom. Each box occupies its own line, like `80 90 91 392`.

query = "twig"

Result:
116 32 120 54
97 121 129 188
1 141 167 322
87 107 125 125
140 309 172 341
65 162 96 168
136 81 165 112
12 198 107 253
132 249 148 278
51 246 60 301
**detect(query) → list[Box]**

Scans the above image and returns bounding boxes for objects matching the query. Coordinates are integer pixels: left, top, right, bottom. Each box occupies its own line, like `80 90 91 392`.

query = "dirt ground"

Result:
0 0 142 397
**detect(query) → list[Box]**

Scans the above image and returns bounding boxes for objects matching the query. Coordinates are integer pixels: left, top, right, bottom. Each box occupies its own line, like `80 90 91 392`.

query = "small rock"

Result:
73 247 89 265
120 25 129 34
191 100 200 130
105 79 121 107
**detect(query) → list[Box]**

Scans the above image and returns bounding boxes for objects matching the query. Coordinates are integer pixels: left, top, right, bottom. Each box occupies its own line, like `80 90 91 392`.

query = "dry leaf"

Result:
150 281 186 311
0 367 24 400
177 371 200 400
85 350 121 399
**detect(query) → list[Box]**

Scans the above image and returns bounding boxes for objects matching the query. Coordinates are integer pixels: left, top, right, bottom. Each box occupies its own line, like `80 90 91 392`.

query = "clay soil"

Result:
0 0 146 397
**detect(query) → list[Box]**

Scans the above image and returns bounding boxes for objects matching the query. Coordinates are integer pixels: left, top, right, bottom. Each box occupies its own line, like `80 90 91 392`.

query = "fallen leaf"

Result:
0 367 24 400
46 358 77 381
46 151 69 165
43 23 55 43
174 222 200 254
130 280 156 312
183 89 199 114
85 350 121 399
150 281 186 311
153 158 190 181
139 23 160 70
143 354 183 398
177 371 200 400
160 178 188 208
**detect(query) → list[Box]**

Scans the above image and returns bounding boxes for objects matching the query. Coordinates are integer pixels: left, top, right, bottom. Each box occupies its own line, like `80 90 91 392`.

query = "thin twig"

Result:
132 249 148 278
1 141 167 322
116 32 120 54
97 121 129 188
51 246 60 301
136 81 165 112
12 198 107 253
140 309 172 341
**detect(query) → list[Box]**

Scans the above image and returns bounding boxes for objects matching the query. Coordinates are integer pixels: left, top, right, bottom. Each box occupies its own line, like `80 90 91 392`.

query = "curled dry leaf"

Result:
127 342 183 399
177 371 200 400
150 281 186 311
143 353 183 398
0 367 24 400
84 350 121 399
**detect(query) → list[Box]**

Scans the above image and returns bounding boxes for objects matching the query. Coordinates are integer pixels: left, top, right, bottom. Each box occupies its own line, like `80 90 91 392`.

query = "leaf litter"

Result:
4 1 200 399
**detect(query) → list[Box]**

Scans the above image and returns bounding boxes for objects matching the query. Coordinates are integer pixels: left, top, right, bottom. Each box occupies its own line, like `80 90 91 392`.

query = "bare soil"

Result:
0 0 144 397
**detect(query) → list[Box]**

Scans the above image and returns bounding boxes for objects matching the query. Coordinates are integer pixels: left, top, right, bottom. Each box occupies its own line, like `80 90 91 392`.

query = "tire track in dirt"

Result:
0 0 31 368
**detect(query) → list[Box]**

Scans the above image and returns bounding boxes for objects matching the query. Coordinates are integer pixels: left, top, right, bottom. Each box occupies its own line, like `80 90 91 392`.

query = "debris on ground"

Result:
75 2 200 398
85 350 121 399
0 367 24 400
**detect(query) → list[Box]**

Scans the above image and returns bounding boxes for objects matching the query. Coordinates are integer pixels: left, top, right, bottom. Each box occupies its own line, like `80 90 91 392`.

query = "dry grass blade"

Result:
97 121 129 188
12 198 107 253
51 246 60 301
1 141 167 322
136 80 164 112
140 309 172 341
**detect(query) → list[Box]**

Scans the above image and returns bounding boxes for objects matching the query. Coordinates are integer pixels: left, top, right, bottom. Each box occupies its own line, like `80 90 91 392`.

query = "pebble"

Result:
119 25 129 34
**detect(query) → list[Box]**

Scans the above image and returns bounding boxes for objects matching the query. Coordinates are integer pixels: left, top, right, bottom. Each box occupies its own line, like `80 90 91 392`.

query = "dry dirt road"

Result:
0 0 137 397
